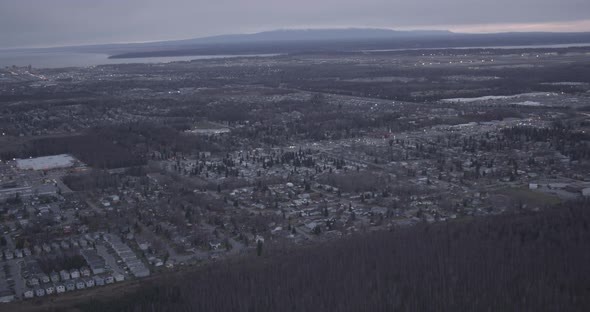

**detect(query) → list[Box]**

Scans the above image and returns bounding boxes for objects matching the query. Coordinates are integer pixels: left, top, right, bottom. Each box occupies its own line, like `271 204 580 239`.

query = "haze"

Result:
1 0 590 48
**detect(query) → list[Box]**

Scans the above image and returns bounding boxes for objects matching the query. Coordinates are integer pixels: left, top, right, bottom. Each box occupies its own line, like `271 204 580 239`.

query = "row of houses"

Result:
27 266 95 287
2 237 95 261
24 273 124 299
2 248 31 260
81 249 106 275
36 237 93 254
104 234 150 278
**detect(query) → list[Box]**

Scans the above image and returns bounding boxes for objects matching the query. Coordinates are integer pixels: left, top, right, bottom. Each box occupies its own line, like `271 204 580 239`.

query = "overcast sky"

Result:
1 0 589 48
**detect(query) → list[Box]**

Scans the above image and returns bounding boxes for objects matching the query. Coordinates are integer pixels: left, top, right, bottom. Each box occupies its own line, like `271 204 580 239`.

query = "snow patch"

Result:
440 92 556 103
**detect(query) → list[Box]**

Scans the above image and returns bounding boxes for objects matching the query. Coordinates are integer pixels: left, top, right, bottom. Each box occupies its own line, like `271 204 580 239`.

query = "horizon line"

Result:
2 21 590 50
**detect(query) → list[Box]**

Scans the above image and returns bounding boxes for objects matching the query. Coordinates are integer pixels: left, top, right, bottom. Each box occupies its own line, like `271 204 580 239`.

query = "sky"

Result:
1 0 589 48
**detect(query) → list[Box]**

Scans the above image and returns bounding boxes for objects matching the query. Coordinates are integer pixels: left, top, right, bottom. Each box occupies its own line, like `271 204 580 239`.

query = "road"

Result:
7 259 25 299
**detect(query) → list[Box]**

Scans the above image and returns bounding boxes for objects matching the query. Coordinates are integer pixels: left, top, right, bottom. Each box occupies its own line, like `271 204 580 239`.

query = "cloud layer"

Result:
1 0 589 48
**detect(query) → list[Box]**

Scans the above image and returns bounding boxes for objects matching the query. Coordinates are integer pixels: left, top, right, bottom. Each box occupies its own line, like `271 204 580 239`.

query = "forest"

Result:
28 134 145 169
60 200 590 312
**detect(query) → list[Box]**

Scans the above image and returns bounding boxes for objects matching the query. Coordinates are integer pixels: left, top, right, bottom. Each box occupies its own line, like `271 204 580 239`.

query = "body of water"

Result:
2 42 589 69
0 51 280 69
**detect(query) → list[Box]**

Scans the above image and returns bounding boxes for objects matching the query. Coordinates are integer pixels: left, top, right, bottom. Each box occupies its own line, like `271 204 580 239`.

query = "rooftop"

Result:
16 154 78 171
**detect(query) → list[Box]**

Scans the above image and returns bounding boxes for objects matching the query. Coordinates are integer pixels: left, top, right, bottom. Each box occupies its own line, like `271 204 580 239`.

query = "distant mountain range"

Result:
167 28 455 44
42 28 590 58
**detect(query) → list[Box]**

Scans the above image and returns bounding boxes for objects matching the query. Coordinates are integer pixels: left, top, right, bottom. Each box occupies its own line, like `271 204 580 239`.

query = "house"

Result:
60 241 70 249
165 260 174 269
51 242 61 251
40 273 50 284
23 289 34 299
114 273 125 282
138 242 150 251
23 248 31 257
56 283 66 294
130 265 150 278
14 249 23 258
33 246 42 255
75 279 86 290
548 183 567 189
80 266 91 277
45 284 55 295
78 224 90 234
34 287 45 297
65 281 75 291
209 242 222 250
70 269 80 279
50 271 60 283
79 239 88 248
28 276 39 287
4 250 13 260
84 278 95 288
42 243 51 253
81 249 106 274
93 275 105 287
60 270 71 281
104 275 114 284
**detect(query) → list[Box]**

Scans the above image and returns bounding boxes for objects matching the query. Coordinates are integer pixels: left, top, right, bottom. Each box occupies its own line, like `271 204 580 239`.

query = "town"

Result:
1 45 590 305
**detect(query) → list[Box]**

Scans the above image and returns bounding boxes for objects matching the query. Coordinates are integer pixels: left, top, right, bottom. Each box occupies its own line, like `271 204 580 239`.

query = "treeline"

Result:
92 122 228 155
502 124 590 160
277 60 590 102
38 253 87 273
14 122 225 168
318 171 386 193
76 201 590 312
62 170 124 191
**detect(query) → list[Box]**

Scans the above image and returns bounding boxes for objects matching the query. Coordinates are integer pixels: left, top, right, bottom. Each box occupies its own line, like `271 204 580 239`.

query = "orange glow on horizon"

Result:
445 19 590 33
